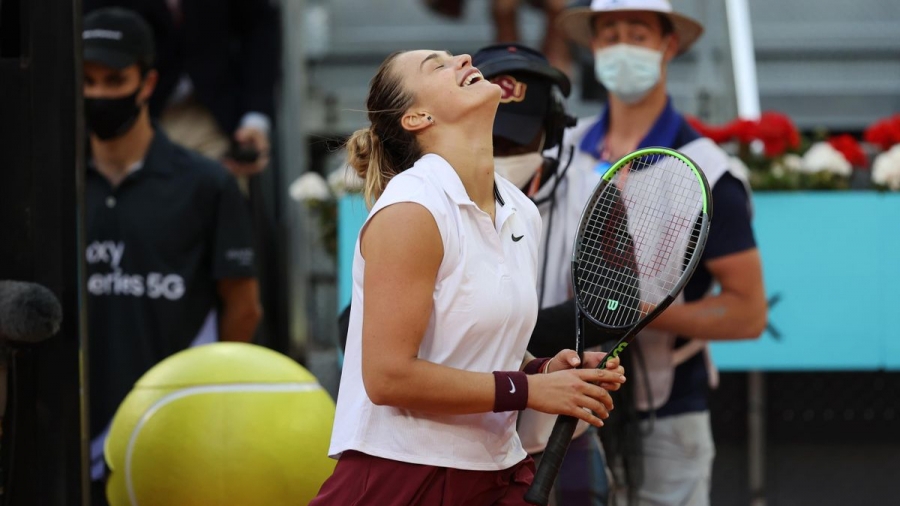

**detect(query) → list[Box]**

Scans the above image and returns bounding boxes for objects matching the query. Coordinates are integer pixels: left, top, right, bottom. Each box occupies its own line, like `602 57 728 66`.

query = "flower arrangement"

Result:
289 163 365 260
687 112 900 191
865 114 900 191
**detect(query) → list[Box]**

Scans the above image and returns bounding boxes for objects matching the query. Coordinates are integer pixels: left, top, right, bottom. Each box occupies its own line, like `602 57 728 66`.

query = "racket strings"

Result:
576 154 705 328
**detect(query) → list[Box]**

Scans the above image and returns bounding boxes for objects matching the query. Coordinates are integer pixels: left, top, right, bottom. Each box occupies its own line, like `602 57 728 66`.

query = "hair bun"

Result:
346 128 376 179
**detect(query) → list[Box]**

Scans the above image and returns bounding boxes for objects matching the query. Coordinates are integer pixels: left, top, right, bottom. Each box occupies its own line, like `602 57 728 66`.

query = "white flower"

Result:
782 153 803 172
771 163 785 178
749 140 765 157
769 153 802 177
872 145 900 190
327 165 365 197
799 142 852 176
289 172 332 202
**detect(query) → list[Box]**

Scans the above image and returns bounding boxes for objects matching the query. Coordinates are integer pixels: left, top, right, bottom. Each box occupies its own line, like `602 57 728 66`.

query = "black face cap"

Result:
489 74 553 146
473 44 570 146
472 44 571 98
83 7 155 70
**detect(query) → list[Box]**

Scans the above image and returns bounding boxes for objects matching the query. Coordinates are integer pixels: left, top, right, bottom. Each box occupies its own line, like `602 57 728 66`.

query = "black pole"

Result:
0 0 87 504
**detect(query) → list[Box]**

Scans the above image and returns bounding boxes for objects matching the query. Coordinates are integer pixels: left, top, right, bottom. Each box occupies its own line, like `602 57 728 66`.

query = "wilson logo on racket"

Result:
606 299 619 311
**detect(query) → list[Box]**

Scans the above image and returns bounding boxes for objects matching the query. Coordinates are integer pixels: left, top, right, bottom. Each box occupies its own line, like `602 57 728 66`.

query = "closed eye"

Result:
420 50 454 72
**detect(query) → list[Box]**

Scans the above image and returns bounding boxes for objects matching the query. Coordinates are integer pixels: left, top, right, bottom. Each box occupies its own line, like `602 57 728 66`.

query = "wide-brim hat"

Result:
558 0 704 55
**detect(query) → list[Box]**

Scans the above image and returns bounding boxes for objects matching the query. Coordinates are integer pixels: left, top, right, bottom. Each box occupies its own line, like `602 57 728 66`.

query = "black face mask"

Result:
84 87 143 141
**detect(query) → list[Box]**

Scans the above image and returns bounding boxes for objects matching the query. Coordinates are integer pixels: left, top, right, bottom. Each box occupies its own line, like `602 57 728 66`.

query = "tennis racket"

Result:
524 146 713 505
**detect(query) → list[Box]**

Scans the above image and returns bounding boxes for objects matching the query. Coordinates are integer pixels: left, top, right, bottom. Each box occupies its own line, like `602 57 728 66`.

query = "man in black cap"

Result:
83 0 279 177
473 43 613 506
82 8 261 504
474 44 574 198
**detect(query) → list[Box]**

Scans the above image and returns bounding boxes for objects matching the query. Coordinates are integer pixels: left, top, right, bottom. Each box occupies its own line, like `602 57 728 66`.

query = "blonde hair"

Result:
345 51 423 208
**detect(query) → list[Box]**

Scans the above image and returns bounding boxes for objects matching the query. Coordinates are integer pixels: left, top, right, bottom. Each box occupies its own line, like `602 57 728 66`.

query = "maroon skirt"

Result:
309 451 535 506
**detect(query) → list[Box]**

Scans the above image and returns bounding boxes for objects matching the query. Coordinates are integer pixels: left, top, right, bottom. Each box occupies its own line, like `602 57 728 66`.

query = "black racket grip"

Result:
524 414 579 505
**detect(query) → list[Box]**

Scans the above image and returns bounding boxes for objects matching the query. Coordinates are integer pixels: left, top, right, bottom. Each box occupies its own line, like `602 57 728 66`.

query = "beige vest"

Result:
629 138 751 411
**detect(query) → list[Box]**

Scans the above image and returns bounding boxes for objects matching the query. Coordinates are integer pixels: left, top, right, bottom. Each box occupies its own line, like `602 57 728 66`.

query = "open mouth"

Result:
460 69 484 87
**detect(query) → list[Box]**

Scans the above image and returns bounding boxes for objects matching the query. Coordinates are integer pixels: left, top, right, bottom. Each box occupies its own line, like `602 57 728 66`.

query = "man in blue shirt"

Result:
556 1 768 504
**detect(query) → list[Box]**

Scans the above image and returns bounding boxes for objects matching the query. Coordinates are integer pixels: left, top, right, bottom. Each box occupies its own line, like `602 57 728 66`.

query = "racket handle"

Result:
524 415 579 505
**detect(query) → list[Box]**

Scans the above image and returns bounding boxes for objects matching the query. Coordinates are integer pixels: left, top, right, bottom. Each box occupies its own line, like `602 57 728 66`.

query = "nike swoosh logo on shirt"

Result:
508 377 516 394
512 234 524 242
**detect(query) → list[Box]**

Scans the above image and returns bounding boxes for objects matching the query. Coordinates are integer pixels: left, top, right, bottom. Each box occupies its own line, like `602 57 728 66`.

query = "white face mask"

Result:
494 152 544 189
593 43 664 105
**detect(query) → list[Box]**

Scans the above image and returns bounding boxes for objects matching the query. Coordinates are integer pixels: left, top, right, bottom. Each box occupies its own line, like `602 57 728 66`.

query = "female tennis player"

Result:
308 50 626 506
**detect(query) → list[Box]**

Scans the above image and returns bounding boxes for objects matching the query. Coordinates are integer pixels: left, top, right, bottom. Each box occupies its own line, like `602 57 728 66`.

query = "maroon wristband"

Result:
523 357 551 375
492 371 529 412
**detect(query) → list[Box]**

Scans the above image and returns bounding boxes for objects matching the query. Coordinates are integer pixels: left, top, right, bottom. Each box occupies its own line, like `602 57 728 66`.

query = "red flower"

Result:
755 112 801 158
731 119 758 145
863 114 900 151
687 112 800 158
828 134 869 168
686 115 736 144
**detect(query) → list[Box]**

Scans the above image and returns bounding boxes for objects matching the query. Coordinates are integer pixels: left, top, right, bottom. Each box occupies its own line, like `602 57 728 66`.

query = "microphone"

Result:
0 281 63 344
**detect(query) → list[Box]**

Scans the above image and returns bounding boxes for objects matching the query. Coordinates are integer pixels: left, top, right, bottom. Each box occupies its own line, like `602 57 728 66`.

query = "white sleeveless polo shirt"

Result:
329 153 542 470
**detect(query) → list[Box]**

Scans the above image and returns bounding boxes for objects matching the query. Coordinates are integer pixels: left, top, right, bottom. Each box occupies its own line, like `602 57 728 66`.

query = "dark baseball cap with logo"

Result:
473 44 571 146
83 7 155 70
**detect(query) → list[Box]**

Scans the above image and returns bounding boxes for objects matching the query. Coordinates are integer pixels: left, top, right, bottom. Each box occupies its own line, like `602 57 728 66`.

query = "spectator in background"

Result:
473 43 610 505
423 0 572 74
83 0 280 178
556 1 768 504
81 8 261 505
491 0 572 74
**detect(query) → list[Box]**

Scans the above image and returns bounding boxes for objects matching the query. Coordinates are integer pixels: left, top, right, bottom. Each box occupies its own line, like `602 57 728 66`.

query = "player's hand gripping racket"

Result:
524 146 713 505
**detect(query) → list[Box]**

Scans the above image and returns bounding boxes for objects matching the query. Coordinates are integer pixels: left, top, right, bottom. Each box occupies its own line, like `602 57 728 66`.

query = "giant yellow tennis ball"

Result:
105 342 336 506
